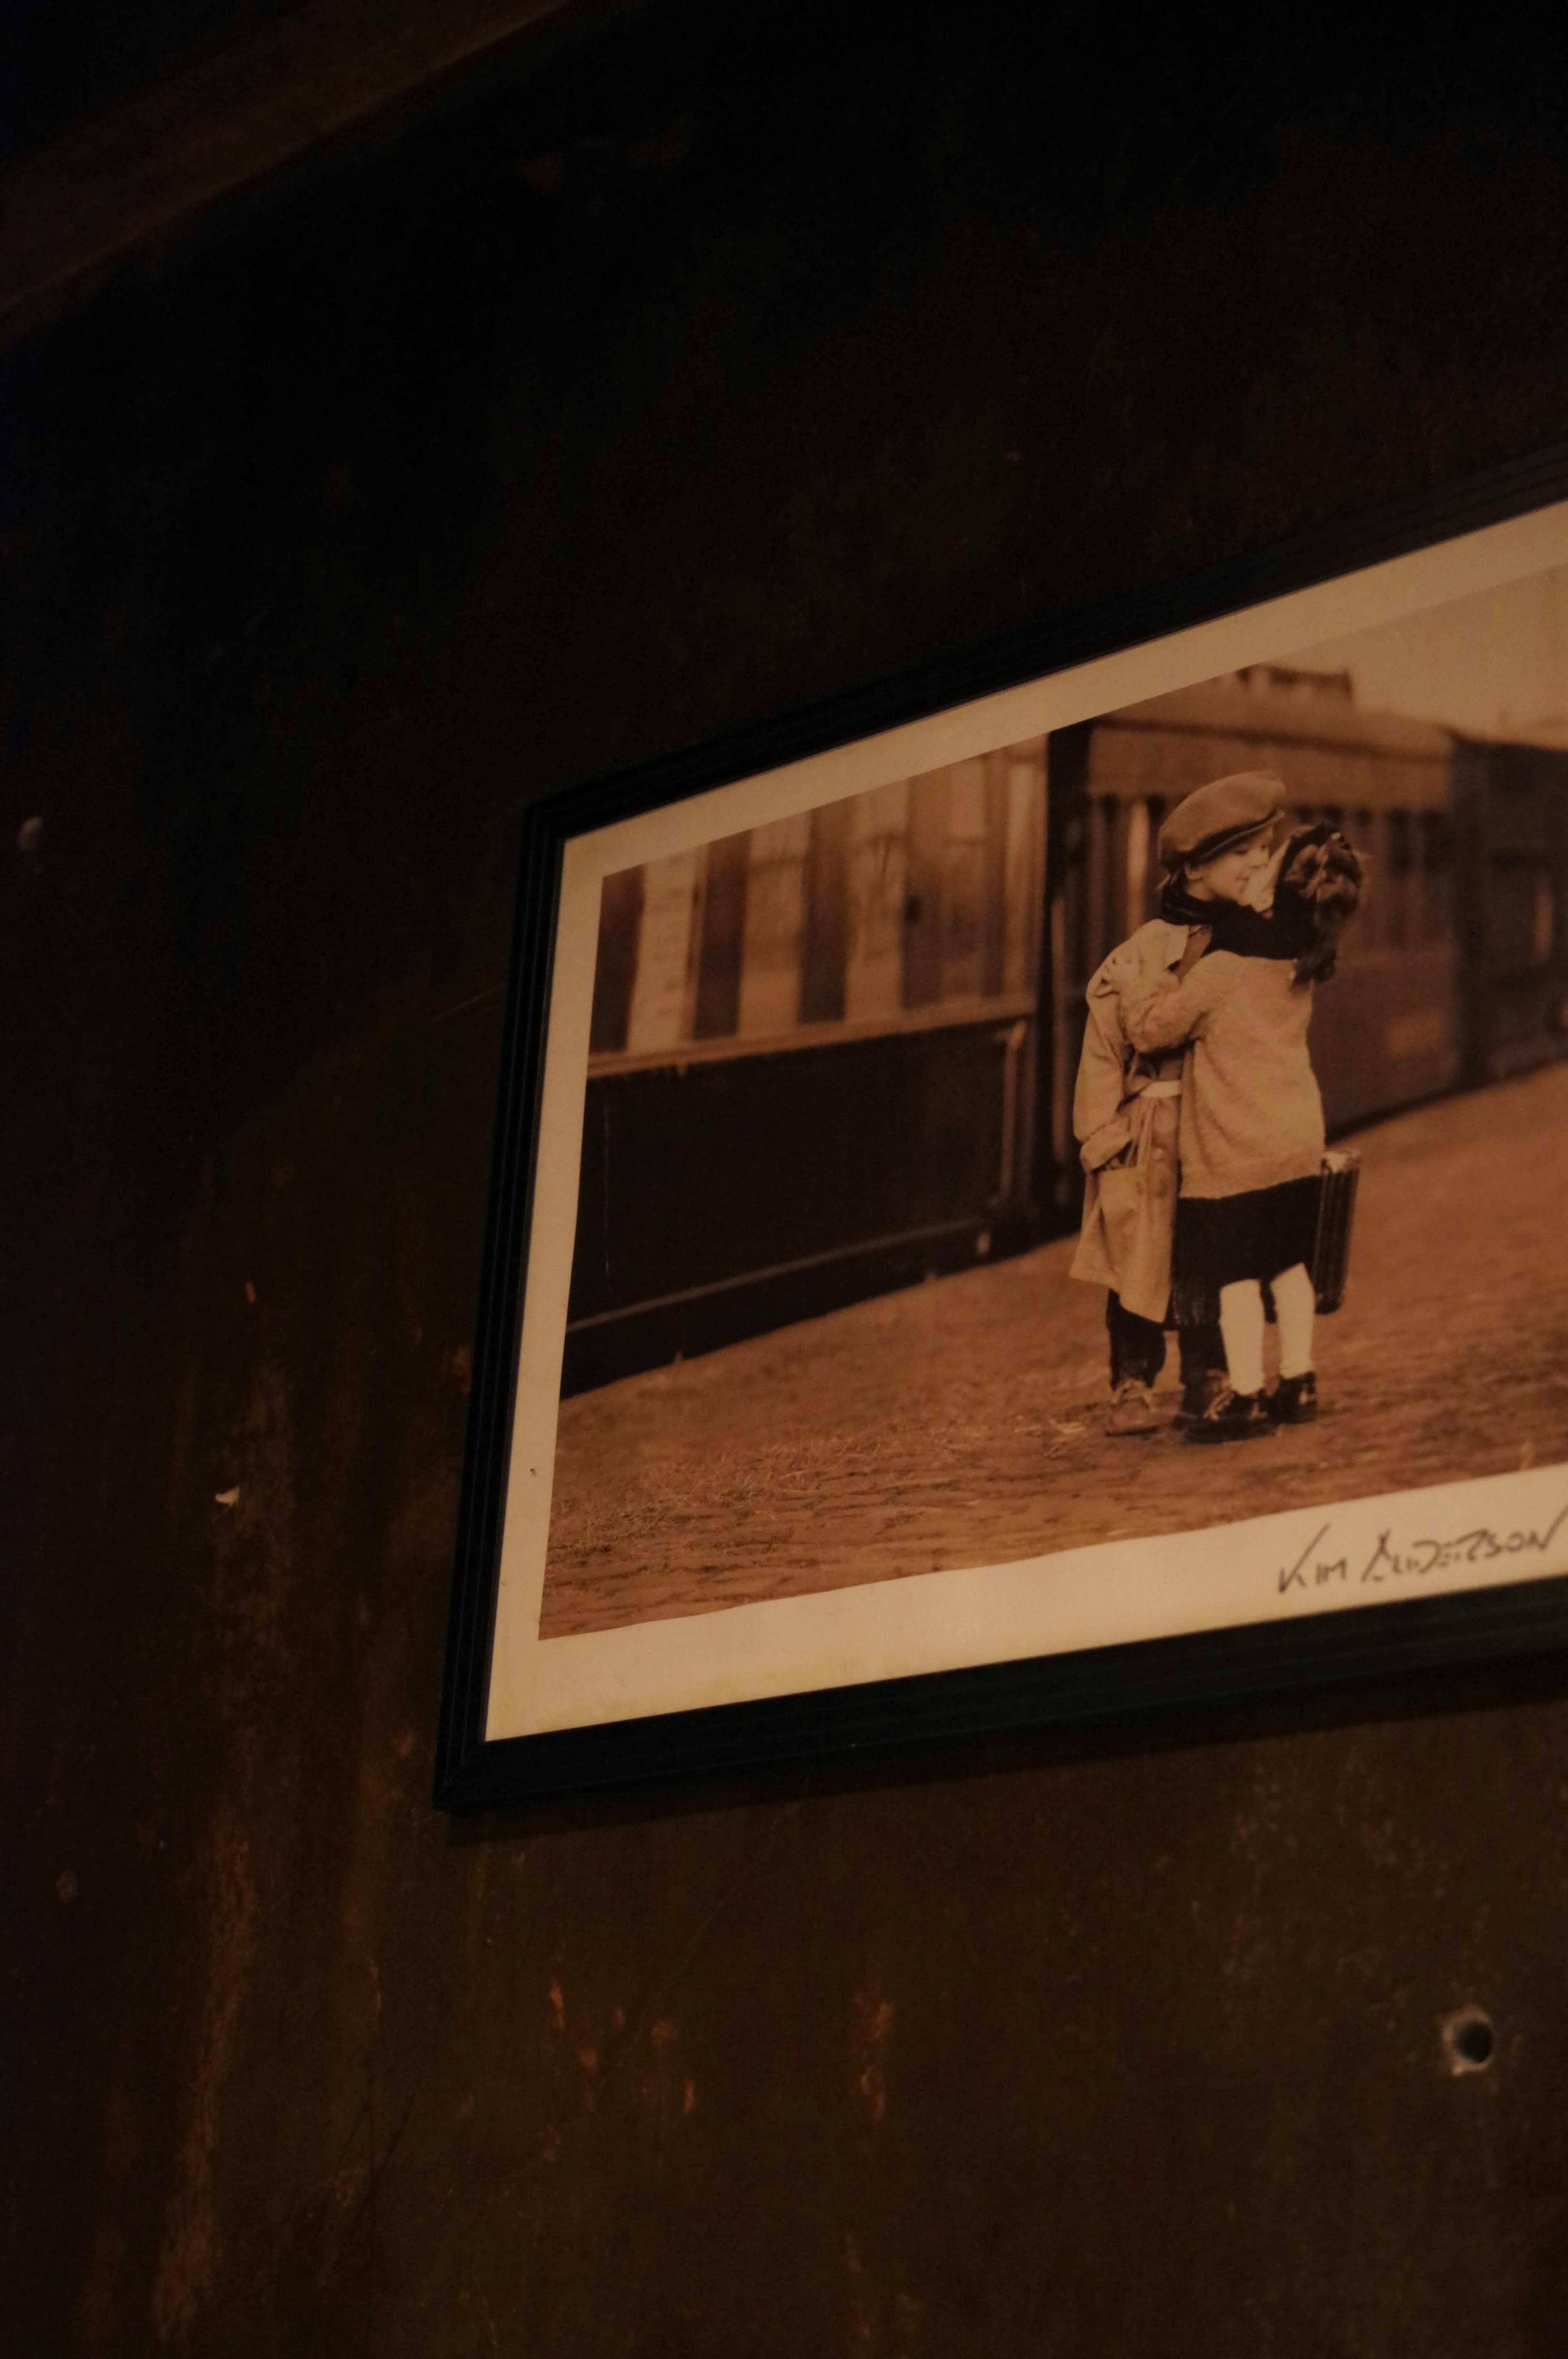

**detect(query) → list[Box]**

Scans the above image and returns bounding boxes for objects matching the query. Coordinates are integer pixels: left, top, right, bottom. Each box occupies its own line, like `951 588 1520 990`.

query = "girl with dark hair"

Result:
1123 823 1366 1443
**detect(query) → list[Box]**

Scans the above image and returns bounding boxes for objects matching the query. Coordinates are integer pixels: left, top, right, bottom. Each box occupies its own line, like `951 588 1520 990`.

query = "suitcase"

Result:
1311 1148 1360 1315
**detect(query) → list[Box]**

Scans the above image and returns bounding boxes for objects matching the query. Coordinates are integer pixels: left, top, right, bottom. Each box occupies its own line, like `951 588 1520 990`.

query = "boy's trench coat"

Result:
1069 917 1206 1325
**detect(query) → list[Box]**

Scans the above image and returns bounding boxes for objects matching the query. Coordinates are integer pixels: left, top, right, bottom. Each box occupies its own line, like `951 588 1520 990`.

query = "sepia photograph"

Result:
472 504 1568 1755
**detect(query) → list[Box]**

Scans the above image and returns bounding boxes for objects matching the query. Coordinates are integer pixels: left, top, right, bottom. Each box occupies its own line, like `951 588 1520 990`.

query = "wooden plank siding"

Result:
586 747 1047 1069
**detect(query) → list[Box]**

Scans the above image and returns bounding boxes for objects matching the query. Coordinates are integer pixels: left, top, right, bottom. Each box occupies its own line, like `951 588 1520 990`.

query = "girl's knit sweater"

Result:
1123 896 1325 1200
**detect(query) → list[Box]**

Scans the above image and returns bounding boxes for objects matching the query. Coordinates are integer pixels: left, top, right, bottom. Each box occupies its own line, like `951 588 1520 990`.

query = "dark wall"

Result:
0 0 292 165
8 5 1568 2351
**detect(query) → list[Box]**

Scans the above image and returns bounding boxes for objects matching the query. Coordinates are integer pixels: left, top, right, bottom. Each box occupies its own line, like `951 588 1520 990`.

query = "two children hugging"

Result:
1072 769 1365 1444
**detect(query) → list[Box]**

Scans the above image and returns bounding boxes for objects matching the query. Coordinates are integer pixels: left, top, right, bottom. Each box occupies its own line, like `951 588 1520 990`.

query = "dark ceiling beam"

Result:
0 0 610 341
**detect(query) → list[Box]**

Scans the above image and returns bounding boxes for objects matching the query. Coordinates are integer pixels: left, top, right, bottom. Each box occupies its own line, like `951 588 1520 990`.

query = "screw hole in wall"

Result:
1441 2006 1496 2076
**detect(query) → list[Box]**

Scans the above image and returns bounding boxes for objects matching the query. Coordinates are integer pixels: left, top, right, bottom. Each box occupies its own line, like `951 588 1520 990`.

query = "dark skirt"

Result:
1173 1176 1319 1292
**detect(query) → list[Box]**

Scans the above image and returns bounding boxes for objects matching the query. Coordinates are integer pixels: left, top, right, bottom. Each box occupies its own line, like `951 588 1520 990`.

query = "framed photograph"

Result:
437 456 1568 1807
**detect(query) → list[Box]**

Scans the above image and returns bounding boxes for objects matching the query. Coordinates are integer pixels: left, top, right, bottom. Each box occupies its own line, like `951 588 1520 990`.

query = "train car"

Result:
1043 666 1568 1219
1450 730 1568 1086
564 744 1047 1392
562 666 1568 1395
1041 665 1462 1217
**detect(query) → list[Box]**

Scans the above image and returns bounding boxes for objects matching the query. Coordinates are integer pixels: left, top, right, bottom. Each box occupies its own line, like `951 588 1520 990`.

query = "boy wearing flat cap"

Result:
1069 771 1283 1434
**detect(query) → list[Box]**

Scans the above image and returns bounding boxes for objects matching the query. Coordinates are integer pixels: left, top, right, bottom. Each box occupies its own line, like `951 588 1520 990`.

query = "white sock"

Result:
1218 1280 1266 1398
1272 1262 1316 1379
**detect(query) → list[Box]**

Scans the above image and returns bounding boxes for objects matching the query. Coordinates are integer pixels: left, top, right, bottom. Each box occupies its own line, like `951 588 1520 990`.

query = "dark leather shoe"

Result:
1174 1368 1228 1427
1269 1372 1319 1424
1183 1385 1272 1443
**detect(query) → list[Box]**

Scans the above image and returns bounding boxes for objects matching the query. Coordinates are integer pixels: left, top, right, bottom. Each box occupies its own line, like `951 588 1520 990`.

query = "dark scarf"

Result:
1157 873 1314 960
1157 876 1214 929
1209 895 1314 959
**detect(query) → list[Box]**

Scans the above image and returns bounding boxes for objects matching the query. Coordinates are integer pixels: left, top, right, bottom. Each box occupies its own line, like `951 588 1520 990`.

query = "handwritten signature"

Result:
1277 1504 1568 1596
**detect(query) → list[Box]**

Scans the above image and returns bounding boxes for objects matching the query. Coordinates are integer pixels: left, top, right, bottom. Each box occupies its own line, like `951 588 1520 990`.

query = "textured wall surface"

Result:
7 6 1568 2352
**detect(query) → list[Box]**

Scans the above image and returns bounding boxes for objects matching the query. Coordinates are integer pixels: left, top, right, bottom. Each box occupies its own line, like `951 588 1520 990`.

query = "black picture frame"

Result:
436 445 1568 1810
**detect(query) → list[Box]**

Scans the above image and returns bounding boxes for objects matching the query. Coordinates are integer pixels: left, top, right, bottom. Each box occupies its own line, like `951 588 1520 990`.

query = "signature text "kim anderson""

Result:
1277 1505 1568 1596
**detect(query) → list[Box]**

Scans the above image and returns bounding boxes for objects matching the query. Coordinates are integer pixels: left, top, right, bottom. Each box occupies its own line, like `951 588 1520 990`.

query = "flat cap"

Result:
1157 771 1285 870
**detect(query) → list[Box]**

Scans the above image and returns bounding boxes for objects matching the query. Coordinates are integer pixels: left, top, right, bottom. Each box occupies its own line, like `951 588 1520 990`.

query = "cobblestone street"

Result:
541 1063 1568 1637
